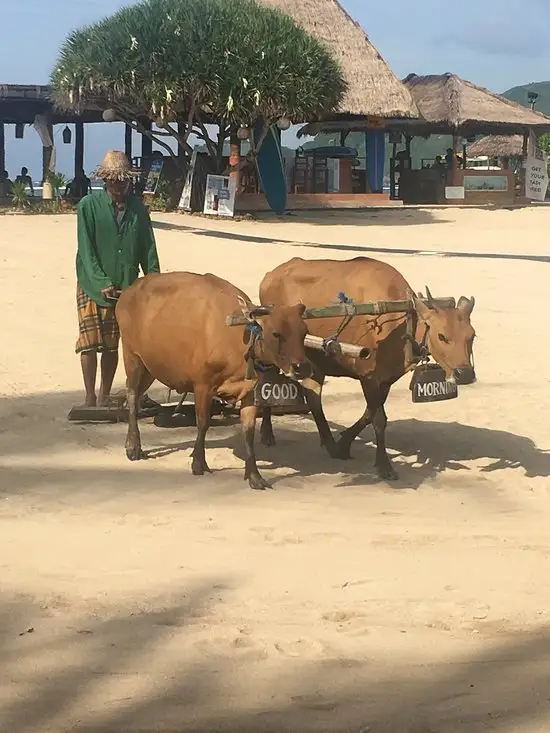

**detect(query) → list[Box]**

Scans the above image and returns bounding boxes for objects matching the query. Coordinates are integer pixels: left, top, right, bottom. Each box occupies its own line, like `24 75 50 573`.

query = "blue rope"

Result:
245 321 263 339
337 291 353 305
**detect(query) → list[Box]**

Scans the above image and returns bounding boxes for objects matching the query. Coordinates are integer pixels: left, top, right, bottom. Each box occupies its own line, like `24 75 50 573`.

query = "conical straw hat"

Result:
93 150 138 181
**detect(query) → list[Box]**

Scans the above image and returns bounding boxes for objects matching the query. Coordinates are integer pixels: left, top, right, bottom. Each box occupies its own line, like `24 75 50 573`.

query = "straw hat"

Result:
94 150 138 181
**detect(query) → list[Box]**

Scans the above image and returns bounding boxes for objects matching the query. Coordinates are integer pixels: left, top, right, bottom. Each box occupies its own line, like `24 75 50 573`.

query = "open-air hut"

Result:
467 134 524 167
244 0 419 207
390 73 550 204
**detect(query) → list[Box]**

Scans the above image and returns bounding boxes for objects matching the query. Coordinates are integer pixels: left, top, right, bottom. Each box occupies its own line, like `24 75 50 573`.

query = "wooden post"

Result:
42 118 54 184
74 121 84 176
141 119 153 161
229 128 241 192
451 133 459 185
124 124 133 160
0 123 5 175
521 130 529 198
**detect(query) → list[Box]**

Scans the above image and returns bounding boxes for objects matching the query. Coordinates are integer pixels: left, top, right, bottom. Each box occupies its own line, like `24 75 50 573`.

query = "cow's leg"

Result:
124 352 153 461
363 382 398 481
336 382 391 459
191 384 214 476
303 375 347 460
241 397 271 490
260 407 276 447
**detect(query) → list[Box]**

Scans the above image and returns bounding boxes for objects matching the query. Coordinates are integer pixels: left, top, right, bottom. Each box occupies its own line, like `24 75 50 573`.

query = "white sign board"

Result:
525 131 549 202
445 186 465 200
203 174 237 217
178 149 197 211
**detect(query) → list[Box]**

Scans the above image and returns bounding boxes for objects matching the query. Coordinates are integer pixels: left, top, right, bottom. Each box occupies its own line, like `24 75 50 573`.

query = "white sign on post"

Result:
203 174 237 217
525 130 549 202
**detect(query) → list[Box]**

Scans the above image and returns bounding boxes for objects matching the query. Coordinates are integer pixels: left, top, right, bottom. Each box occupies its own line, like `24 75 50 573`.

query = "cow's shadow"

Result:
244 416 550 491
142 413 549 492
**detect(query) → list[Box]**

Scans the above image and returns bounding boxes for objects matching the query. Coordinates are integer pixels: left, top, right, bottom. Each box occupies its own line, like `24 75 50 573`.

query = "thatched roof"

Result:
467 135 524 158
256 0 419 119
399 73 550 135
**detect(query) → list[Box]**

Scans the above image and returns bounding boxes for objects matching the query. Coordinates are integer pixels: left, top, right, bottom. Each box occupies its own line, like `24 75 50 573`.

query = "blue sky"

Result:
2 0 550 178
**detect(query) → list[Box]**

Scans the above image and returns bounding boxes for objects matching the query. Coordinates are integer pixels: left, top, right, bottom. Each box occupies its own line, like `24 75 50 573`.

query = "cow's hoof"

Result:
334 439 353 460
261 432 276 447
376 463 399 481
192 458 212 475
248 474 271 490
126 446 146 461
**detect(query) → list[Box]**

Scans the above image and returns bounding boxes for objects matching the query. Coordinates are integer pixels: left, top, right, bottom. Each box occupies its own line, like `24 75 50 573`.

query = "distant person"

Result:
64 168 92 203
15 167 34 196
0 170 13 198
445 148 458 169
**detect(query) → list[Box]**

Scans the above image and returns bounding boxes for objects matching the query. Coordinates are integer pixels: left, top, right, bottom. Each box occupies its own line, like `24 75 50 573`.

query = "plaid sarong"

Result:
75 284 120 354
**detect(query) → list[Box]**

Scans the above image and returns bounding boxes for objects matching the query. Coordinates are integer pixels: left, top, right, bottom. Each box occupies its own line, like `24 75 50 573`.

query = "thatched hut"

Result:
257 0 418 120
467 135 523 159
385 73 550 205
400 73 550 136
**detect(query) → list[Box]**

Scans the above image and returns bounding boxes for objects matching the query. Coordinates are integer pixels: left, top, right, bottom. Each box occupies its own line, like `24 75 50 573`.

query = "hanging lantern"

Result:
62 126 72 144
276 116 291 131
15 123 24 139
237 125 250 140
102 108 118 122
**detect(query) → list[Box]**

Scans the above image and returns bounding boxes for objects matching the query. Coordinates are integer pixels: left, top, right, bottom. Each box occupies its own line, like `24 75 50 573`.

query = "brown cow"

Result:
259 256 476 481
115 271 311 489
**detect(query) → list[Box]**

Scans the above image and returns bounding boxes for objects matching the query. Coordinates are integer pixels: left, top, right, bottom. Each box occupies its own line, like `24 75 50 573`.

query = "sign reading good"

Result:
409 364 458 403
254 371 306 408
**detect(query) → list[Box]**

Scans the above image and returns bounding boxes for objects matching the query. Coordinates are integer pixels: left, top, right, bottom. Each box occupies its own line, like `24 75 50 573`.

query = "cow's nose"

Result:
454 366 476 385
292 361 312 379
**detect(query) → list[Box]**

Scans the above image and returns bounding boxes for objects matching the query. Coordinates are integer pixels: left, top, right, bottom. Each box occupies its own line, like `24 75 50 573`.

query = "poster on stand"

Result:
178 150 198 211
143 158 164 195
203 174 237 217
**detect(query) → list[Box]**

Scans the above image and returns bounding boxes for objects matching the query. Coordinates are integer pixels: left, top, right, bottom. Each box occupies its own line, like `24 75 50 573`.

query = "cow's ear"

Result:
457 296 475 316
297 303 306 316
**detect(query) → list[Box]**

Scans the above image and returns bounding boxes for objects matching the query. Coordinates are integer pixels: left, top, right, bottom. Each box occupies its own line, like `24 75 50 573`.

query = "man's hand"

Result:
101 286 118 301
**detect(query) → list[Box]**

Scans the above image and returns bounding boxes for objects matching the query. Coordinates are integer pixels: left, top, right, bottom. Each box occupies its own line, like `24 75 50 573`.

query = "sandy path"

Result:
1 206 550 732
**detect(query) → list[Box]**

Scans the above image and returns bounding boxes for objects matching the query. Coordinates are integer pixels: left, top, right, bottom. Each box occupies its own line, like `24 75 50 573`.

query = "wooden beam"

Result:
74 121 84 176
141 119 153 159
124 124 132 159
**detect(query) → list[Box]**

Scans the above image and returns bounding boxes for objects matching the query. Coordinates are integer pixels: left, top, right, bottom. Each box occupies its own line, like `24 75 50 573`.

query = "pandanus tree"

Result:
49 0 347 172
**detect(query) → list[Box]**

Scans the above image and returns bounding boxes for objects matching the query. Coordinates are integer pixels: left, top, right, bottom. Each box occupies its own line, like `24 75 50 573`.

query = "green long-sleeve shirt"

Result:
76 189 160 307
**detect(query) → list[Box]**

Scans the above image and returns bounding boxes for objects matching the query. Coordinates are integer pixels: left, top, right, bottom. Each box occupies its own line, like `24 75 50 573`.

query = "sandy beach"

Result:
1 205 550 732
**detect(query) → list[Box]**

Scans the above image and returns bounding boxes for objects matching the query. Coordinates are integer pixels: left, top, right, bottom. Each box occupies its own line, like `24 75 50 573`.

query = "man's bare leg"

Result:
80 351 98 407
98 350 119 406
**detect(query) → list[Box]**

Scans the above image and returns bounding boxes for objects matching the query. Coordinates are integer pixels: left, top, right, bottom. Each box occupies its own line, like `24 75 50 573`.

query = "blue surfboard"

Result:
252 119 287 214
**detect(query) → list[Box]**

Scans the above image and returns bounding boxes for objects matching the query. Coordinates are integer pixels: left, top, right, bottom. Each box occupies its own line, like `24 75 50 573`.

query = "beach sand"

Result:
1 205 550 732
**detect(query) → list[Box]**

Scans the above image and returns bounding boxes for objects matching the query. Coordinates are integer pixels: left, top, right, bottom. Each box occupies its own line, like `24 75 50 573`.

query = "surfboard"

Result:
252 119 287 214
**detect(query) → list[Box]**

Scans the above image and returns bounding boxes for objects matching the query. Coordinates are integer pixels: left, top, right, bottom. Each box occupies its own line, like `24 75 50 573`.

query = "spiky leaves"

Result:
50 0 346 129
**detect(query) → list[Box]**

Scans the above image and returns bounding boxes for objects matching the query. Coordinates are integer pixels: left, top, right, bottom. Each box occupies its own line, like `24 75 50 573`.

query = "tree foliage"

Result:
50 0 346 163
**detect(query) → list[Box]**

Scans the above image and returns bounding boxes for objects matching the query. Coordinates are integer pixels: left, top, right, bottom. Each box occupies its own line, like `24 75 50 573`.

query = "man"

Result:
15 167 34 196
75 150 160 407
64 167 92 203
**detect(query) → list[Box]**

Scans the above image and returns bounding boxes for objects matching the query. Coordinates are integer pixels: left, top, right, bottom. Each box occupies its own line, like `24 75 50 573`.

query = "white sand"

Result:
1 206 550 732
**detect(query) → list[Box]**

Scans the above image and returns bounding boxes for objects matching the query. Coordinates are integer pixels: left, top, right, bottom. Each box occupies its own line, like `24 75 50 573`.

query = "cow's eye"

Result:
438 333 450 343
272 331 281 339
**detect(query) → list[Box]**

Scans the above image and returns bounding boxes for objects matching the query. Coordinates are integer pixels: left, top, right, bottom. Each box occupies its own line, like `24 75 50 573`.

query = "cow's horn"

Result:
425 285 434 303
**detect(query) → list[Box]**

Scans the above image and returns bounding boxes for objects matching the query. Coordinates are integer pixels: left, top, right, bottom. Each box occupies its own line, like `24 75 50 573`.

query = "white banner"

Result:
525 130 549 201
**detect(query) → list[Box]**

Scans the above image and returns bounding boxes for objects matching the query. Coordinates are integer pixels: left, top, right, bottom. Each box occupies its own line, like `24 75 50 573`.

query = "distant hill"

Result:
501 81 550 116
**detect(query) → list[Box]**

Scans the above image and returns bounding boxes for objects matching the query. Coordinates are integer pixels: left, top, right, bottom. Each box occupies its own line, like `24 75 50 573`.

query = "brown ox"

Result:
259 256 476 481
116 271 311 489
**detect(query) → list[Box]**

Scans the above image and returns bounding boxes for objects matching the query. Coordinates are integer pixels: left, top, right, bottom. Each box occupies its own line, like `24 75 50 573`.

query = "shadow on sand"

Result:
1 388 548 497
152 215 550 263
4 583 550 732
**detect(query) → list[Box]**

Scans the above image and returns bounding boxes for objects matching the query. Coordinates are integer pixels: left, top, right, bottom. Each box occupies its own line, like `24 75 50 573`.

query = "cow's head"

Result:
243 301 312 381
412 292 476 385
